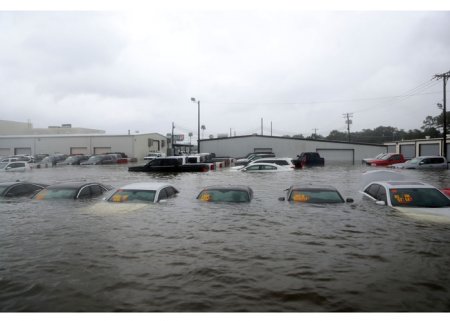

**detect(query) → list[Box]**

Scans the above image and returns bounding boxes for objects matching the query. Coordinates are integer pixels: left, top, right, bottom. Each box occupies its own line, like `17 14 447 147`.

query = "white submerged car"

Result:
361 181 450 222
0 161 31 172
241 163 294 172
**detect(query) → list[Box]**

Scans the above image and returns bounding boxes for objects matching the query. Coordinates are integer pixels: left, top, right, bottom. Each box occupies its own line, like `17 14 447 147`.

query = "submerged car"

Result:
279 185 354 203
58 155 90 165
81 155 116 165
33 182 112 200
0 181 48 198
0 161 31 172
389 156 448 169
241 163 294 172
197 185 253 203
361 181 450 217
107 182 179 203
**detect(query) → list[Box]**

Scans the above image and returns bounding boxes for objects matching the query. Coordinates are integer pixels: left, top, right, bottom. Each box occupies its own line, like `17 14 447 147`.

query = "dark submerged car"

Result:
81 155 116 165
33 182 113 200
279 185 353 203
197 185 253 203
0 181 48 198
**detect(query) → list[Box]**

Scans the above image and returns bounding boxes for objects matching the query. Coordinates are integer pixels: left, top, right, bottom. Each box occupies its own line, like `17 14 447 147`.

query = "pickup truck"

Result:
292 152 325 168
365 153 405 167
128 157 210 172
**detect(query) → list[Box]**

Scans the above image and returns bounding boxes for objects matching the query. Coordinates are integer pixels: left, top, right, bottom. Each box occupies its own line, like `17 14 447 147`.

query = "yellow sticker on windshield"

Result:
394 194 413 204
200 193 212 202
112 195 128 202
292 193 310 202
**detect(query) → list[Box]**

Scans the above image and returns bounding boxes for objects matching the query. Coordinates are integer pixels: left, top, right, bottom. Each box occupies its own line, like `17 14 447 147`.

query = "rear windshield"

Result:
197 189 250 202
288 190 344 203
108 189 156 203
34 188 77 200
389 188 450 208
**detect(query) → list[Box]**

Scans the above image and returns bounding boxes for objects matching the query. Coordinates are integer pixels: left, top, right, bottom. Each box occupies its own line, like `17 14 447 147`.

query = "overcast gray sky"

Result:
1 4 449 141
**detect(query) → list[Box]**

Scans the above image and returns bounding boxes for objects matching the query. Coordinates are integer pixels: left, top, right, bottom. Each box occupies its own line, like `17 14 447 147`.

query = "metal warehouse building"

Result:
0 133 168 160
200 135 387 164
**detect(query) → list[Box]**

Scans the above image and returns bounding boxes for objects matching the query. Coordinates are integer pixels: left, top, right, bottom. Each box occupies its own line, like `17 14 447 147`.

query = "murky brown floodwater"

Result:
0 164 449 311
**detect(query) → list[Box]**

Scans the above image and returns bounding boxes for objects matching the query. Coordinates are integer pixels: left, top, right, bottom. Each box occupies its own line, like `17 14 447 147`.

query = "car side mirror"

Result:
375 200 386 206
419 161 424 165
278 197 286 201
346 198 354 203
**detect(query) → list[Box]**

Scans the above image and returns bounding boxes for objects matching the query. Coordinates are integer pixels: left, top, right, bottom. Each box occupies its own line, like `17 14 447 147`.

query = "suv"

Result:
293 152 325 168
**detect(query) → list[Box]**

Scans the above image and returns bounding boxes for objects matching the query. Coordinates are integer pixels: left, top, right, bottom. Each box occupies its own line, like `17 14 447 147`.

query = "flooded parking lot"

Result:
0 164 449 311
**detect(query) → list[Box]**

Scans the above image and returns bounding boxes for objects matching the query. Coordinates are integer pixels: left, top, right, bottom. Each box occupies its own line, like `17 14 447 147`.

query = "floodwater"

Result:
0 164 449 312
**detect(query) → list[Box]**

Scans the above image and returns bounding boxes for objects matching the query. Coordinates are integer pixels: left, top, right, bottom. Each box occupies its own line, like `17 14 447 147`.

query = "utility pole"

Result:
270 121 273 136
343 113 353 142
261 118 263 135
171 122 175 156
312 128 319 139
433 71 449 160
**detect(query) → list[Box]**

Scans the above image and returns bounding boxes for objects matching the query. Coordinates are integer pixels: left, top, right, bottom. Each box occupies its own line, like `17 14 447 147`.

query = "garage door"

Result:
93 147 111 155
387 145 396 153
316 149 354 165
0 148 10 156
447 144 450 162
399 144 415 160
14 147 32 155
419 143 439 156
71 147 88 155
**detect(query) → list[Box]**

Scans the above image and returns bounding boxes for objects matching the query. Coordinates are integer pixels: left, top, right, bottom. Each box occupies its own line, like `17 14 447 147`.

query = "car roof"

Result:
46 182 105 189
366 181 437 189
288 185 339 191
245 162 283 167
201 185 253 193
0 181 47 187
117 182 175 191
252 157 292 162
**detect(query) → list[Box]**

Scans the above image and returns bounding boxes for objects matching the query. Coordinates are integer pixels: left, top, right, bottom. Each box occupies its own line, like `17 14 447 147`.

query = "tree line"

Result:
286 112 450 144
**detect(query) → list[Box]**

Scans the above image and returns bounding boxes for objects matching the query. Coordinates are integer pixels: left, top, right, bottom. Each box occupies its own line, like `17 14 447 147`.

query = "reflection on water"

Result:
0 165 449 311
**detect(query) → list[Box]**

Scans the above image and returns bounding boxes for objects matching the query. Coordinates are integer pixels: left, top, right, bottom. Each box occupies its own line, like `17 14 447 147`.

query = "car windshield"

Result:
34 188 78 200
89 156 102 161
389 188 450 208
289 190 344 203
108 189 156 203
0 163 7 169
381 154 392 160
408 158 421 164
197 189 250 202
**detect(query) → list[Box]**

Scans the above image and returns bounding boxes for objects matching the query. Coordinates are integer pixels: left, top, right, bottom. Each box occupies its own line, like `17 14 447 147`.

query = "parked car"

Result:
106 182 179 203
0 181 48 198
361 181 450 217
197 185 253 203
241 163 294 172
278 185 353 203
249 157 295 168
129 157 209 172
0 161 31 172
292 152 325 168
33 182 113 200
389 156 448 169
365 153 405 167
58 155 90 165
81 155 116 165
35 154 68 167
234 153 276 167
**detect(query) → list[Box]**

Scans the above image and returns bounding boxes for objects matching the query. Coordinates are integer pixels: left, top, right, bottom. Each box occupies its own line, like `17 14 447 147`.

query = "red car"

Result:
366 153 406 167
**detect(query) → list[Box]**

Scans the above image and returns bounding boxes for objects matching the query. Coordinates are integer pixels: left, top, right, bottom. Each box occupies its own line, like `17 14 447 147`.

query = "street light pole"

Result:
191 97 200 153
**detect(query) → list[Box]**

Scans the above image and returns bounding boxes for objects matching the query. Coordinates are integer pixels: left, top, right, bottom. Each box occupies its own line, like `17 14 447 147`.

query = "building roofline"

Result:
200 134 386 147
0 132 167 139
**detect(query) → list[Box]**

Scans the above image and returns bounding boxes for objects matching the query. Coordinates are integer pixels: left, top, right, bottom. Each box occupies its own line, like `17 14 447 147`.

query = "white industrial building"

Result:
385 137 450 161
200 135 387 164
0 133 168 160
